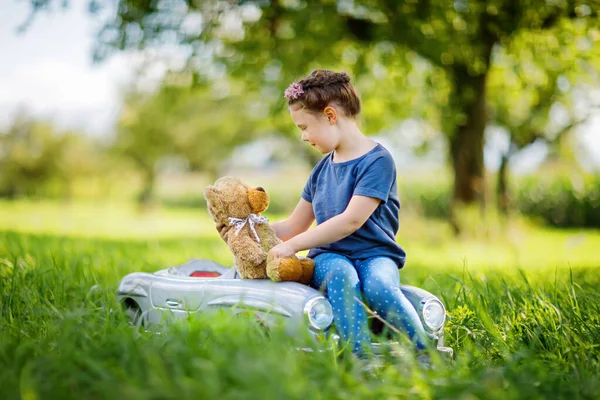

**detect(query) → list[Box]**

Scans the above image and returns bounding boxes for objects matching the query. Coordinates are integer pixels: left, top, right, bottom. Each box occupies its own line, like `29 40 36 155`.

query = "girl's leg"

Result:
312 253 371 355
357 257 428 350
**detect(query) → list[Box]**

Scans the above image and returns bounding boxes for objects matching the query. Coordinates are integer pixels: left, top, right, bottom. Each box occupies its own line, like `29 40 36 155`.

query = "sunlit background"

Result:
1 1 599 230
2 2 600 398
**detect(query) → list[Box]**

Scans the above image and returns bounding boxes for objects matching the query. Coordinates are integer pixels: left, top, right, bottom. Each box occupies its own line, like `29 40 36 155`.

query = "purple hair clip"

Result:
284 82 304 100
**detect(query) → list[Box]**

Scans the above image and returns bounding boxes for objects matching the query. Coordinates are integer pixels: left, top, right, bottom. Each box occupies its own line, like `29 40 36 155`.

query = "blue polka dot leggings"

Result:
311 253 427 355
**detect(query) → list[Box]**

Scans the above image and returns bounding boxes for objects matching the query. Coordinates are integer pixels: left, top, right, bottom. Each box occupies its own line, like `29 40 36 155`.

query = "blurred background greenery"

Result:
1 0 599 233
2 2 600 398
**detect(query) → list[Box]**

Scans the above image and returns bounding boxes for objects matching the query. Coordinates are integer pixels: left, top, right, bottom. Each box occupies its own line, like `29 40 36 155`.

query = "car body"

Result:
117 259 453 357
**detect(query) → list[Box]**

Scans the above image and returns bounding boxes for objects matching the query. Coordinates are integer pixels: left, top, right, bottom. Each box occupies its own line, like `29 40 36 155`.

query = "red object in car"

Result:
190 271 222 278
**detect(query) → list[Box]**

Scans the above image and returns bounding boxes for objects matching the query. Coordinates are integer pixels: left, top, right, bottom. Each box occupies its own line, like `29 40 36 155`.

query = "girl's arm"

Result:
270 195 380 257
270 198 315 241
216 198 314 242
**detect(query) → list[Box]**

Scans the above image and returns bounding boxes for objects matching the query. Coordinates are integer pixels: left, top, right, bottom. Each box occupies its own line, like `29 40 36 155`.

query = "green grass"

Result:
1 200 599 399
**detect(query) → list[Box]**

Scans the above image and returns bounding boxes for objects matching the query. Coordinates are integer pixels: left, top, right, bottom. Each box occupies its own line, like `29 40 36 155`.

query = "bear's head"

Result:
204 176 269 225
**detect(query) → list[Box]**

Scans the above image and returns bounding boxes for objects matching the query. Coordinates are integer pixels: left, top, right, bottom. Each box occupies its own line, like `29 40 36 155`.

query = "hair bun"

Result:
286 69 361 117
301 70 351 90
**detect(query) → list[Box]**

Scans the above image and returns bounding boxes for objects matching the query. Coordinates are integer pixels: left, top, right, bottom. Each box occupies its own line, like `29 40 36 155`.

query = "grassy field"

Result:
1 200 599 399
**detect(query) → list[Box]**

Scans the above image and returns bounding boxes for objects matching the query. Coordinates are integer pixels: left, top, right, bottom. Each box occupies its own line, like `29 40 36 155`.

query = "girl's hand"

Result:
268 242 297 259
216 223 230 241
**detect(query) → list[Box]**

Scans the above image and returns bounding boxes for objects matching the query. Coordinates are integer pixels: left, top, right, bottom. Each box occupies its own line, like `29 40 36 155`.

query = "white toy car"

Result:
117 259 453 357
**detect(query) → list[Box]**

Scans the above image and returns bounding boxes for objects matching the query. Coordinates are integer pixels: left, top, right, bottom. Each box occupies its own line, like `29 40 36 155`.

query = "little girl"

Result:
268 69 427 356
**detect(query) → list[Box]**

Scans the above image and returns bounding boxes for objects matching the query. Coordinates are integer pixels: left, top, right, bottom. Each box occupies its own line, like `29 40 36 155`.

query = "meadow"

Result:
1 200 599 399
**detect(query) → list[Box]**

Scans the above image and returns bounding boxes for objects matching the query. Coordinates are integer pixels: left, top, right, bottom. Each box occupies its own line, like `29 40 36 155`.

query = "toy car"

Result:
117 259 453 357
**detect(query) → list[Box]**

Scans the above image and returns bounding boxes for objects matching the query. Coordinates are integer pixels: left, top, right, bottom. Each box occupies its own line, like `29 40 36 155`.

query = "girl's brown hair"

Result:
286 70 361 118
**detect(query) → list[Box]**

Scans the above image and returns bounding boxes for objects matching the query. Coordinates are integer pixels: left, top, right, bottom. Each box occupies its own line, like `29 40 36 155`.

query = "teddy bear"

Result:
204 176 314 285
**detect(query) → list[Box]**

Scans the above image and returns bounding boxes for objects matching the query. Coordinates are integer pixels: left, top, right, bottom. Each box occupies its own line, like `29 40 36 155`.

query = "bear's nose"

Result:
255 187 265 192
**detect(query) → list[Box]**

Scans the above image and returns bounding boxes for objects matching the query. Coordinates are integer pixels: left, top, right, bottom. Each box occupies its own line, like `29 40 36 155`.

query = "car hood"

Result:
117 271 324 316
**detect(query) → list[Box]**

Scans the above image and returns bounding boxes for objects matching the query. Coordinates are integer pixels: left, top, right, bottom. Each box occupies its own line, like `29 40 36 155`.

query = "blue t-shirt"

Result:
301 143 406 268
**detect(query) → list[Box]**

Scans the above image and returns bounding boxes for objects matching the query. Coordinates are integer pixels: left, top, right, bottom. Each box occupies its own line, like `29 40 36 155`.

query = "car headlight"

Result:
422 299 446 331
304 297 333 331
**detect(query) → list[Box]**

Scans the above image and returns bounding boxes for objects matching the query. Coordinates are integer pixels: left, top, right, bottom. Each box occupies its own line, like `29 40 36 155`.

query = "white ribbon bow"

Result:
228 213 269 243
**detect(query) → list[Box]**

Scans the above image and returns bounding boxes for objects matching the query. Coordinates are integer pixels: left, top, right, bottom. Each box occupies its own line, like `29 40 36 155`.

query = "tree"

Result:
165 78 265 178
488 20 600 213
0 111 99 199
23 0 600 226
113 76 264 205
113 90 178 206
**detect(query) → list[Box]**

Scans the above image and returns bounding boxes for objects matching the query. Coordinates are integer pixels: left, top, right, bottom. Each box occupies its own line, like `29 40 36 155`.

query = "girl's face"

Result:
289 104 339 154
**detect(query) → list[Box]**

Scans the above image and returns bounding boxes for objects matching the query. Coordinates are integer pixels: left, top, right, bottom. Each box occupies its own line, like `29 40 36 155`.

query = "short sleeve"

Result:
353 155 396 203
302 156 328 203
301 178 313 202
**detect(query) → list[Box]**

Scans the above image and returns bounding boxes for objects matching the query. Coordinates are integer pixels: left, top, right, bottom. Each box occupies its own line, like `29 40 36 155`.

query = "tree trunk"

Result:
449 66 488 206
137 168 156 209
447 66 489 234
497 153 509 215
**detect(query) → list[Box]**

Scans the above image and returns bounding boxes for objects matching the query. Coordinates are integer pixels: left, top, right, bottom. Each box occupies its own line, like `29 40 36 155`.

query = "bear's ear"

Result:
204 186 223 219
204 186 218 203
248 187 269 214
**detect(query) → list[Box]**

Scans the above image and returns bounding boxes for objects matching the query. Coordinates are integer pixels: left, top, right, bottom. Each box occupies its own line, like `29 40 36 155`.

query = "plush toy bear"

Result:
204 176 314 285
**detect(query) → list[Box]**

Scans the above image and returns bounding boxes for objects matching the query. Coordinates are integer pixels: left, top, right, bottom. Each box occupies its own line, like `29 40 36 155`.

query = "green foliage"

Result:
0 233 336 399
0 112 114 200
1 206 600 399
487 16 600 181
431 268 600 400
398 177 453 219
0 114 66 197
22 0 600 212
397 172 600 228
88 0 599 206
113 80 265 204
515 173 600 228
